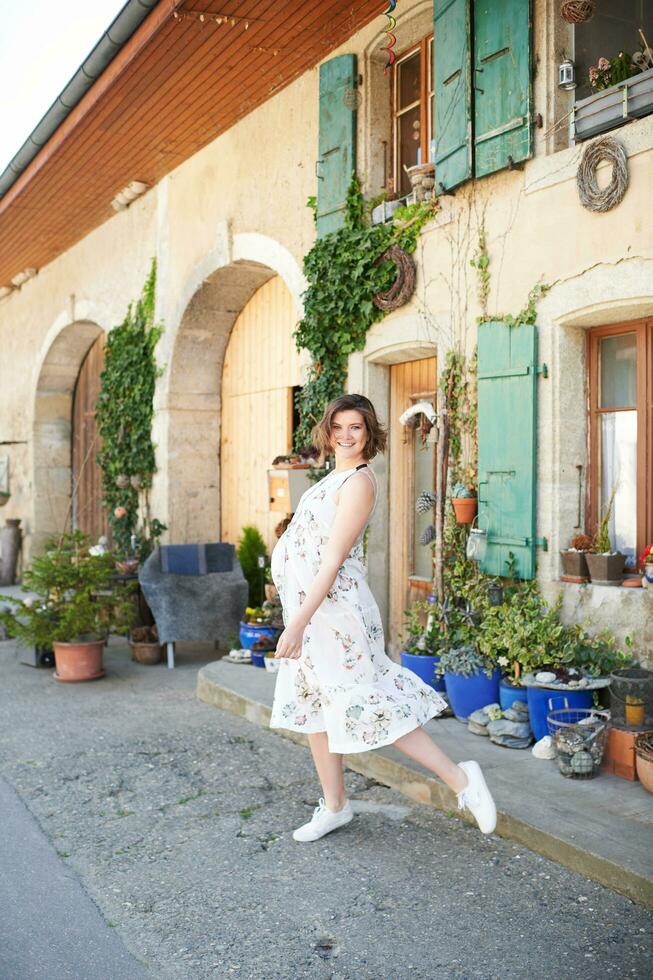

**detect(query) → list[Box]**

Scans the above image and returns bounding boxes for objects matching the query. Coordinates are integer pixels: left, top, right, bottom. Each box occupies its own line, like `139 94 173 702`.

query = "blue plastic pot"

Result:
239 621 279 650
400 651 446 693
444 668 501 721
250 650 266 668
526 686 594 741
499 678 528 711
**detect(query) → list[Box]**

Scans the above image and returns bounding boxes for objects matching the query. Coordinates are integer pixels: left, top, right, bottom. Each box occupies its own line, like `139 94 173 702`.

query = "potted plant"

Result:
239 605 281 651
560 533 593 582
129 624 162 665
585 490 626 586
451 483 477 524
264 566 278 601
399 598 446 693
575 44 653 141
639 543 653 592
436 645 501 722
250 632 278 668
0 532 135 682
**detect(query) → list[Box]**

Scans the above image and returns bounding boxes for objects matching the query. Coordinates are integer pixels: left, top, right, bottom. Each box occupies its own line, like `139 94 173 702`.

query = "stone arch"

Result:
163 237 305 543
32 319 106 551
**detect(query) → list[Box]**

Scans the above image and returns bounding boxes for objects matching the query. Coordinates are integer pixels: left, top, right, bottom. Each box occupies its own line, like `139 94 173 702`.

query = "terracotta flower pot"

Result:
129 641 163 665
635 753 653 794
452 497 478 524
53 639 105 682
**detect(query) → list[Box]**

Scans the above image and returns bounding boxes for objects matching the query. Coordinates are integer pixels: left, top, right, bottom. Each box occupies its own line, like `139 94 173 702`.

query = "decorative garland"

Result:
293 174 435 451
96 260 165 557
577 136 628 213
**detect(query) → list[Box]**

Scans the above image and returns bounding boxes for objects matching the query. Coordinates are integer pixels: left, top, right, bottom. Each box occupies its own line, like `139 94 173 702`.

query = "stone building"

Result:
0 0 651 662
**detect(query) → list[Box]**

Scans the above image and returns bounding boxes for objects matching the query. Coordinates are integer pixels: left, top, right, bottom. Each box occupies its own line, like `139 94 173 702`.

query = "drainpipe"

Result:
0 0 158 202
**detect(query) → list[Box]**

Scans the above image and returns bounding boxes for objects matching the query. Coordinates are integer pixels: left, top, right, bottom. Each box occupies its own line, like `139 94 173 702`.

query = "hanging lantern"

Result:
558 59 576 90
488 580 504 606
466 527 487 563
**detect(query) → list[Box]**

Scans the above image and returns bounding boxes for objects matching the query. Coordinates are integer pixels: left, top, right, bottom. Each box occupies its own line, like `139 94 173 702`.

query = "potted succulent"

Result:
0 532 135 682
436 645 501 722
239 604 282 650
129 624 162 665
585 491 626 586
639 543 653 592
560 533 593 581
451 483 477 524
399 598 446 693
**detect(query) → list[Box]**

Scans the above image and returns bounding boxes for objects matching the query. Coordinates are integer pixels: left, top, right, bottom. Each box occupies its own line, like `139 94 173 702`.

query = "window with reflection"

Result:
393 36 434 197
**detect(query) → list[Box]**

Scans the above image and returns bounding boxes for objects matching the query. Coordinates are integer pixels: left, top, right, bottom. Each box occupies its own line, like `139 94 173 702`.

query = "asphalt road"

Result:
0 638 650 980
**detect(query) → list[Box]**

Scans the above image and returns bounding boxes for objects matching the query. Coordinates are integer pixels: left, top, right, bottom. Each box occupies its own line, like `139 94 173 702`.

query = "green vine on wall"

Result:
442 349 478 489
292 174 436 451
96 260 166 556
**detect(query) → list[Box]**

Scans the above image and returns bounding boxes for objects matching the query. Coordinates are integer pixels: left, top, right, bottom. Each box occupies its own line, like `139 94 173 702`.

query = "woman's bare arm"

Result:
274 473 374 658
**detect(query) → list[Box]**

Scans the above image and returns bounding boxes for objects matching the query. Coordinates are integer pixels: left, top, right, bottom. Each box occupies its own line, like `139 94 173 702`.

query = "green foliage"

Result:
441 350 477 487
400 598 446 657
470 224 490 314
0 532 136 647
592 485 617 553
293 174 436 450
479 281 550 329
452 482 474 499
236 526 269 606
96 260 166 556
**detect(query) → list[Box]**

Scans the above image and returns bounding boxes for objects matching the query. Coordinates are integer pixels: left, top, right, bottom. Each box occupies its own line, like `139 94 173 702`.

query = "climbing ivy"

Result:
292 175 435 450
441 349 478 489
96 260 166 556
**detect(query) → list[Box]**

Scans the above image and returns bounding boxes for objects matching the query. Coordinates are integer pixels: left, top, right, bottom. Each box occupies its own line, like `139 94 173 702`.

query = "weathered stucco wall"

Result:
0 0 651 661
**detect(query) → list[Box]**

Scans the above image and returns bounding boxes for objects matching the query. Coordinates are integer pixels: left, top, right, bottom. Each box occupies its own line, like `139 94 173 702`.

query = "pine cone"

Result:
419 524 437 546
416 491 437 514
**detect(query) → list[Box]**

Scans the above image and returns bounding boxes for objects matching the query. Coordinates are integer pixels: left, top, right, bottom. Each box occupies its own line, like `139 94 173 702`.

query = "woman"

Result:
269 394 495 842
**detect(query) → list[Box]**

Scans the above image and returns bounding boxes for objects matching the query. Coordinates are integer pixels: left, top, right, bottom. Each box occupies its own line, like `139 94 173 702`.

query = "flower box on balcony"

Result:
574 67 653 142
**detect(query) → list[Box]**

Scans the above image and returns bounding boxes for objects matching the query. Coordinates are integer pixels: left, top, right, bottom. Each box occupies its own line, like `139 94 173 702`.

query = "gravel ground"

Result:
0 638 651 980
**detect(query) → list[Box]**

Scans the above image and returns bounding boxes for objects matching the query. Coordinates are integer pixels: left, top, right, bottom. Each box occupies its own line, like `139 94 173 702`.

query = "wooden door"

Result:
72 333 109 541
388 356 437 651
221 276 303 552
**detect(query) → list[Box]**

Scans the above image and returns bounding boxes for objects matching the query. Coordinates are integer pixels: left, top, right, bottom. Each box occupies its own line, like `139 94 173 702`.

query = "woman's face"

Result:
330 409 367 463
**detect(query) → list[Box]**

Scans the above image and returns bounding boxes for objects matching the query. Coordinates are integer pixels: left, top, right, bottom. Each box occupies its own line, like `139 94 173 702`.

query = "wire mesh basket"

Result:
609 668 653 731
547 708 610 779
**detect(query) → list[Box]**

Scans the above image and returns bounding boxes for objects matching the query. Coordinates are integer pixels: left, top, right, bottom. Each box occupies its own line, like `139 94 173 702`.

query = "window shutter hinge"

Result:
527 536 548 551
537 363 548 378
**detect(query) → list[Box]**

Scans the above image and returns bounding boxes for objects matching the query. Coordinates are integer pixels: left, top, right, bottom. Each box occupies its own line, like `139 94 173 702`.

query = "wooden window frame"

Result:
390 34 434 198
587 316 653 561
407 386 437 591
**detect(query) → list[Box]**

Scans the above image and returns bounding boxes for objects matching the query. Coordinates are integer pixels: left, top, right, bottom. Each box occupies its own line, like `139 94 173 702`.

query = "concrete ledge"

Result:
197 660 653 909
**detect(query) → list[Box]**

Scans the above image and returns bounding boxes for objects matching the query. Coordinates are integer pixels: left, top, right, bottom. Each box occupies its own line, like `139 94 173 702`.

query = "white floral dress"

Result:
269 463 447 754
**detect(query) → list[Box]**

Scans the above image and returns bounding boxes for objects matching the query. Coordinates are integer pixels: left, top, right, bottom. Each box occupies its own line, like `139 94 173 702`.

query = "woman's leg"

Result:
392 726 468 795
307 731 348 812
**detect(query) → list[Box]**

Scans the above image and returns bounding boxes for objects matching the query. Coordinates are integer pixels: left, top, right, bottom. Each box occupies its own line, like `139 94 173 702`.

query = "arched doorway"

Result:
71 333 109 540
33 320 105 552
165 254 304 547
220 275 302 548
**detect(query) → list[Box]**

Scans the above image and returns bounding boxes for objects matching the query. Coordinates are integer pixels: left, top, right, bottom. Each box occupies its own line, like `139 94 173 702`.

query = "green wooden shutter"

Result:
477 320 538 579
434 0 472 192
316 54 357 237
473 0 533 179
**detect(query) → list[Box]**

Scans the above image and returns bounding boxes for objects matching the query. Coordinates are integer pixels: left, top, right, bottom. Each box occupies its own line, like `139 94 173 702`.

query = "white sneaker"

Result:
456 761 497 834
292 798 353 842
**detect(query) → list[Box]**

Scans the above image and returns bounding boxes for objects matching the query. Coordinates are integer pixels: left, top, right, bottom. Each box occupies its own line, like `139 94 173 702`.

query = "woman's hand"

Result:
274 619 306 659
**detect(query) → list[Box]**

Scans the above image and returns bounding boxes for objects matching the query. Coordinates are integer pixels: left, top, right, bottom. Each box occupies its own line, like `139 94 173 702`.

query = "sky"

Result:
0 0 129 174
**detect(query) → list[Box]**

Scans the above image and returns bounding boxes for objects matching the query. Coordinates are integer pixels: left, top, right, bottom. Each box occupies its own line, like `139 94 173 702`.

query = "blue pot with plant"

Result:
438 646 501 722
399 598 446 693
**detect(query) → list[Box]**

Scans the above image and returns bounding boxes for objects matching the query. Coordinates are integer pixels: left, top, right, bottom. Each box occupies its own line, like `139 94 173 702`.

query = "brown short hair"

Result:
311 394 387 462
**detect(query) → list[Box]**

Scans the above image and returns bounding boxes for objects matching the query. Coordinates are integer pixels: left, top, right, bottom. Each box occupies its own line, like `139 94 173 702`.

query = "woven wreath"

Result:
576 136 628 213
372 244 416 311
560 0 594 24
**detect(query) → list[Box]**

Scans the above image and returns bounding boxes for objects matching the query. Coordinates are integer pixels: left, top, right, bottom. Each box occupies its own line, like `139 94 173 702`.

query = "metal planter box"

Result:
574 67 653 142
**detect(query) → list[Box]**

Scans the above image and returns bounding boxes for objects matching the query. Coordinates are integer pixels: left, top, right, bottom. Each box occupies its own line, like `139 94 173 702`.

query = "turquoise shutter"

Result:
434 0 472 192
316 54 357 237
477 321 538 579
473 0 533 179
